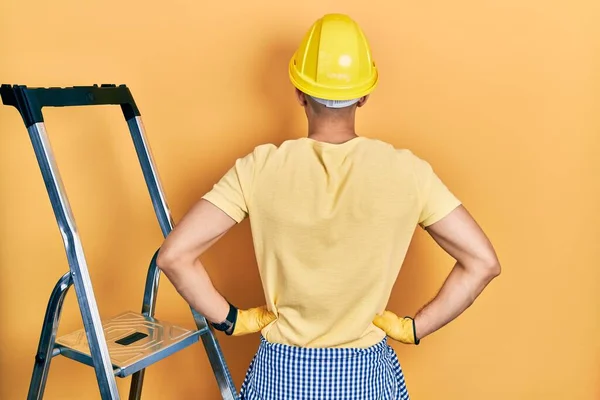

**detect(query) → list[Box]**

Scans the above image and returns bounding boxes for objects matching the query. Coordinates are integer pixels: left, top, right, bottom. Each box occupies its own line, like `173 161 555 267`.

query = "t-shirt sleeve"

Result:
412 154 462 228
201 152 255 223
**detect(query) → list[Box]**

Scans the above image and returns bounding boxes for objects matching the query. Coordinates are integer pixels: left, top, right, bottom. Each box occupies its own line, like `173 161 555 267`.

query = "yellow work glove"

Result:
210 303 276 336
373 310 420 345
232 305 277 336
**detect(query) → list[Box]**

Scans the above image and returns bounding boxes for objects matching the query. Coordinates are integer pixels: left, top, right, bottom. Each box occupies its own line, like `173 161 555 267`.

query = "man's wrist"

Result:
407 316 421 345
210 302 238 335
413 314 426 343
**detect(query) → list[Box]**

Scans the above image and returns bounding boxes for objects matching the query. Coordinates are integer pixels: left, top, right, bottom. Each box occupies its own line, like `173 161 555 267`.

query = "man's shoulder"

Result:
250 142 279 156
358 137 423 162
247 138 307 158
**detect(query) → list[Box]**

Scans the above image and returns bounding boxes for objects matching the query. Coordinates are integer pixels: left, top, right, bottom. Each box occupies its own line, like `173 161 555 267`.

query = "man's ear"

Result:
357 95 370 107
295 88 308 106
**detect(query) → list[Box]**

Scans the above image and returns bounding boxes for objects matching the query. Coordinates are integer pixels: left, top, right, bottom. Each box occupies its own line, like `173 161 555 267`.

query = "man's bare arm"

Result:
156 199 236 324
414 205 501 340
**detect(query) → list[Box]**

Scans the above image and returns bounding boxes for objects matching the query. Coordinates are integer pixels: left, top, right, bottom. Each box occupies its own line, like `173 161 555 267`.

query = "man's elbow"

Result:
156 246 185 273
463 250 501 282
479 254 501 281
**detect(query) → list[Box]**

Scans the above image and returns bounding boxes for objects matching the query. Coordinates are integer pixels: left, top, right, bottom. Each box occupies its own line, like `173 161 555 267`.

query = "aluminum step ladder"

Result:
0 84 239 400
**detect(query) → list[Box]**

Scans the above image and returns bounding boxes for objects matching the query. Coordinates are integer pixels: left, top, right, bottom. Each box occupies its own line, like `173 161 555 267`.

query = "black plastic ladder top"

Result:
0 84 141 126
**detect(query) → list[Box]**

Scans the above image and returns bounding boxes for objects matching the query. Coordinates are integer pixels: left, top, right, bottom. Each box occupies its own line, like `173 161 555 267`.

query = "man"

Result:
157 13 501 399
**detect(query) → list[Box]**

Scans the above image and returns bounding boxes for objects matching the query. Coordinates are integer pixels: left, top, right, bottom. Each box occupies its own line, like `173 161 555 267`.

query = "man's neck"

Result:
307 119 358 144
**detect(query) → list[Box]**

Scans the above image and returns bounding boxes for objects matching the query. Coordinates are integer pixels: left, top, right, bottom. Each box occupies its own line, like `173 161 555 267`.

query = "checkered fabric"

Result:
239 336 410 400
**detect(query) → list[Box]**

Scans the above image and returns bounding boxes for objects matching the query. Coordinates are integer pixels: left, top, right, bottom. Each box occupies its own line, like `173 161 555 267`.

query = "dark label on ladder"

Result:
115 332 148 346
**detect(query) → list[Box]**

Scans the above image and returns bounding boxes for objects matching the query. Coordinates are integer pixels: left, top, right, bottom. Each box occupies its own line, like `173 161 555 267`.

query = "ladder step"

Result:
55 311 208 377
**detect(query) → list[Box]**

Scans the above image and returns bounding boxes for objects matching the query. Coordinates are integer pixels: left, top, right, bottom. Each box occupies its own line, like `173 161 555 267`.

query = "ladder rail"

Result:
128 249 160 400
125 115 168 398
126 116 173 238
198 318 239 400
28 272 72 400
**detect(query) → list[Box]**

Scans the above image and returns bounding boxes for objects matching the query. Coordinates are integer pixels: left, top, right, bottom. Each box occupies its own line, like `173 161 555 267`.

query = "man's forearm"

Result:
158 257 230 324
414 261 499 340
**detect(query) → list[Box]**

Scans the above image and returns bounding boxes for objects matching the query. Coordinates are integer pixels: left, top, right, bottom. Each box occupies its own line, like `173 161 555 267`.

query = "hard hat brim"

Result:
288 57 379 101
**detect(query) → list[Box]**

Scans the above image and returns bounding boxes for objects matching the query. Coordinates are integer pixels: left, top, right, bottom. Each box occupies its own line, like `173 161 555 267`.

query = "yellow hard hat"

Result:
289 14 378 101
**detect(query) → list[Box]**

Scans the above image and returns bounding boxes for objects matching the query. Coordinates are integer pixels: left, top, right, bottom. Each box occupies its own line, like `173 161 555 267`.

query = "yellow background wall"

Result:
1 1 598 399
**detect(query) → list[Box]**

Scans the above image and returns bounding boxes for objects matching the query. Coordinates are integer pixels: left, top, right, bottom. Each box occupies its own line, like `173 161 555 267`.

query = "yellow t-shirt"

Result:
202 137 461 348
